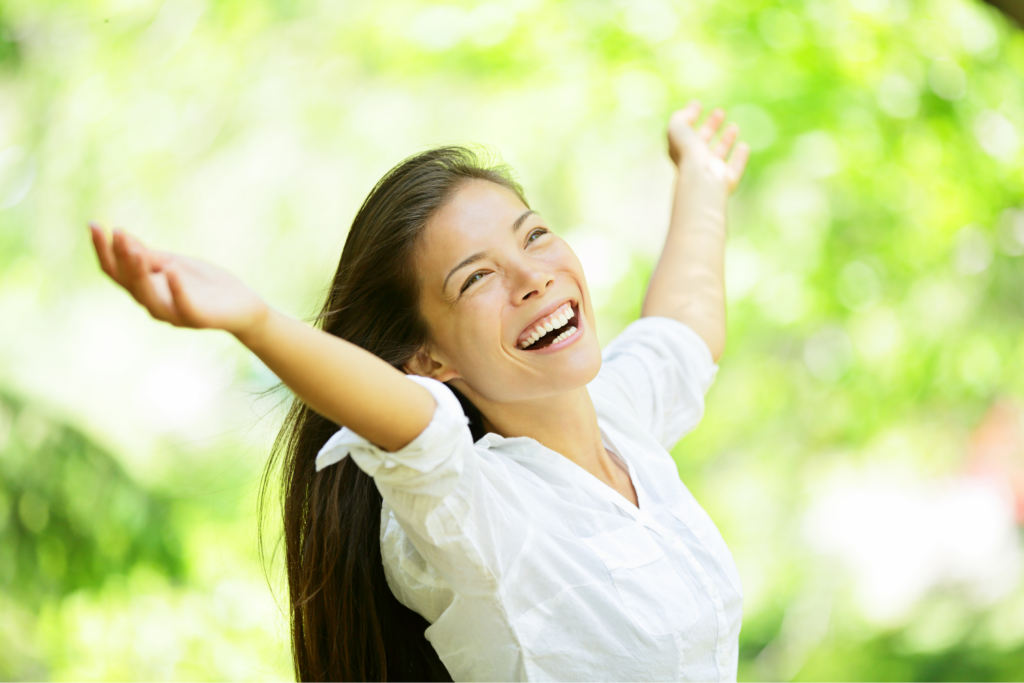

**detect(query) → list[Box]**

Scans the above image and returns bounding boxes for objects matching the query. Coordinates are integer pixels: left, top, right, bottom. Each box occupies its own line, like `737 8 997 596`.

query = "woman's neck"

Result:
479 387 629 494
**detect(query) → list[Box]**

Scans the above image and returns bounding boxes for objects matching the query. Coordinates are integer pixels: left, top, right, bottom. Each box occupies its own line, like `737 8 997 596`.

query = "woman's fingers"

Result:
145 249 177 272
129 246 179 323
697 108 725 142
111 228 162 314
163 264 200 327
111 229 142 298
89 223 121 284
89 222 201 326
668 101 749 191
681 99 702 126
727 142 751 189
713 123 739 159
93 222 177 276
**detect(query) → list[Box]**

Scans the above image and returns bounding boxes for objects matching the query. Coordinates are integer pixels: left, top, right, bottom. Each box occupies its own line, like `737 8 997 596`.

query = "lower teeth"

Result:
521 319 579 350
544 325 576 347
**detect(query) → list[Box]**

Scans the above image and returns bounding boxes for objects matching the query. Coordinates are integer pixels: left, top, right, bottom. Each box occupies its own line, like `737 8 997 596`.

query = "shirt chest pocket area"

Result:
582 526 700 636
671 498 744 598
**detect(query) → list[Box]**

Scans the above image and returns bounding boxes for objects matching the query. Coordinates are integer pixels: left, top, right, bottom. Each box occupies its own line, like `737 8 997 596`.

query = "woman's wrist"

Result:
671 172 729 238
232 302 274 351
675 162 729 210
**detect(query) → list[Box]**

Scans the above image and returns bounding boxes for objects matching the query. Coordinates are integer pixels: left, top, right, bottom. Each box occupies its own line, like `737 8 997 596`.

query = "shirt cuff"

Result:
314 375 471 476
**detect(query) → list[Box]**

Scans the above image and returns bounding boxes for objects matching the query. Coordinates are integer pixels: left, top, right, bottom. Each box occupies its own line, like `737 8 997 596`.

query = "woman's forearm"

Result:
640 174 728 361
235 307 435 451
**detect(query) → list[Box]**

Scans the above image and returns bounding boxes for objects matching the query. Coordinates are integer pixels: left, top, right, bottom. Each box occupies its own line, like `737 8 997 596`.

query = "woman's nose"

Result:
515 263 555 301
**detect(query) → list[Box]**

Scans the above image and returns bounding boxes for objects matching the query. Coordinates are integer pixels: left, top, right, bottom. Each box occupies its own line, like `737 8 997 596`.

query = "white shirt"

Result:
315 316 743 682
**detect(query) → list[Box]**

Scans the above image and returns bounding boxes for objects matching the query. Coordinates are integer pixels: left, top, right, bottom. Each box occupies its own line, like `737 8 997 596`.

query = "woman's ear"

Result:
403 345 460 383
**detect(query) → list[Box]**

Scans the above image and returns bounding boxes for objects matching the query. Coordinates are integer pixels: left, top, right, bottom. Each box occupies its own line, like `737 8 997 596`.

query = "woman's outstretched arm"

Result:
89 224 435 452
640 100 750 362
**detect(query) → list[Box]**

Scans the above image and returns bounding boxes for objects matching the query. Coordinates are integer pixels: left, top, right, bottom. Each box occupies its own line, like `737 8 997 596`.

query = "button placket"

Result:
604 436 729 678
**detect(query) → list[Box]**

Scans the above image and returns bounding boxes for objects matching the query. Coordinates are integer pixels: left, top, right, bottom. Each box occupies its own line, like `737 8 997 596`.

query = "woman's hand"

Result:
89 222 269 340
667 100 750 197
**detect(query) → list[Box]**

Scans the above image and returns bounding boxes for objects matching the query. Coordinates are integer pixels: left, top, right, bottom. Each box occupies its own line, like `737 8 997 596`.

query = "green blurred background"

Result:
2 0 1024 679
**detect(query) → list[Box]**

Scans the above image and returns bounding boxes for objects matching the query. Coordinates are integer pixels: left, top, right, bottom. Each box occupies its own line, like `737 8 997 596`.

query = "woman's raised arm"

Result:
89 223 435 452
641 101 750 362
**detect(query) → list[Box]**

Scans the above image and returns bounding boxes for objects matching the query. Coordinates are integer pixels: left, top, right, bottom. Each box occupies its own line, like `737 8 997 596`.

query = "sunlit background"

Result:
2 0 1024 679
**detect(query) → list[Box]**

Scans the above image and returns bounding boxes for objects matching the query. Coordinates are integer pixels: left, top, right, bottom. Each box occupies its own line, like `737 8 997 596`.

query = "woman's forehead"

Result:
411 179 532 301
418 180 531 286
427 180 529 246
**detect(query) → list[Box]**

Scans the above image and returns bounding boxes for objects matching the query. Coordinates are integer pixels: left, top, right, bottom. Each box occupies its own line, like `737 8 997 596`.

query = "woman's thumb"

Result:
668 108 702 144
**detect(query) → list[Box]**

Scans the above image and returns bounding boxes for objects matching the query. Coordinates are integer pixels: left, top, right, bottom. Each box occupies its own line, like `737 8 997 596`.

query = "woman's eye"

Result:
461 271 485 292
460 230 547 294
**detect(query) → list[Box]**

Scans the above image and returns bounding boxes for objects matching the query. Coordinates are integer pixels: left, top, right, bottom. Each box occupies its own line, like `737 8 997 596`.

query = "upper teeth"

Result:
519 303 574 349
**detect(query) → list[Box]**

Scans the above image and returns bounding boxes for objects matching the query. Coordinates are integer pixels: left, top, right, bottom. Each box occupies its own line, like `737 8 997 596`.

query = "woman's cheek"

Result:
553 242 582 272
566 246 585 272
461 294 502 350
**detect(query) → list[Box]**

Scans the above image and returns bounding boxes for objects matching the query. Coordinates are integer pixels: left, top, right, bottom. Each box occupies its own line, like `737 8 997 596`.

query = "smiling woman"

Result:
406 177 603 418
89 101 749 682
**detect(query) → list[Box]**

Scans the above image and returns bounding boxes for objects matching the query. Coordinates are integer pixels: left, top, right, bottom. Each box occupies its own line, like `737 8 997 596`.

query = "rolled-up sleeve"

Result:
315 374 472 500
314 375 512 596
588 316 719 450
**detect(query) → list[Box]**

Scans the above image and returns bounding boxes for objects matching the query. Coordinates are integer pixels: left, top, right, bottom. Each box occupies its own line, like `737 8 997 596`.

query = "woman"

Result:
90 100 749 681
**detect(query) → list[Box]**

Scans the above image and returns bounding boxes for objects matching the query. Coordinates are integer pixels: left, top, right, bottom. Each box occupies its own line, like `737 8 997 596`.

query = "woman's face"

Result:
411 179 602 407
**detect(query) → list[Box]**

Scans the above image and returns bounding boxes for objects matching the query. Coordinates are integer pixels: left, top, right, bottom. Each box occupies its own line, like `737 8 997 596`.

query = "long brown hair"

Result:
258 146 527 681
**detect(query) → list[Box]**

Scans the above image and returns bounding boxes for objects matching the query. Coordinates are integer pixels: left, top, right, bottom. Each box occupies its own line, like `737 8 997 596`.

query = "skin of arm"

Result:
640 101 750 363
235 308 436 452
89 224 435 453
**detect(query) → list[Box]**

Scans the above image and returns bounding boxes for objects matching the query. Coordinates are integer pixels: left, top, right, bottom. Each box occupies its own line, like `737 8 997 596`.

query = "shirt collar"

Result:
475 426 620 456
476 426 653 520
474 432 502 448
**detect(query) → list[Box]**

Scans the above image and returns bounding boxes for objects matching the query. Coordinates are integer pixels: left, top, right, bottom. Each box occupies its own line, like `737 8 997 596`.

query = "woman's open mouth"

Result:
517 300 582 352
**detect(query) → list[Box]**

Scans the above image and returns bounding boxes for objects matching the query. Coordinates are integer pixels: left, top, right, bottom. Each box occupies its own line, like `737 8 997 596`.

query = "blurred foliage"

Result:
0 392 185 605
0 7 22 71
1 0 1023 680
0 392 187 679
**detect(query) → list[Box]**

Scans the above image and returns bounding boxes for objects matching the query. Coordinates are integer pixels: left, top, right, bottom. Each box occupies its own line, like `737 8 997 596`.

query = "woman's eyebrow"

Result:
442 210 537 294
